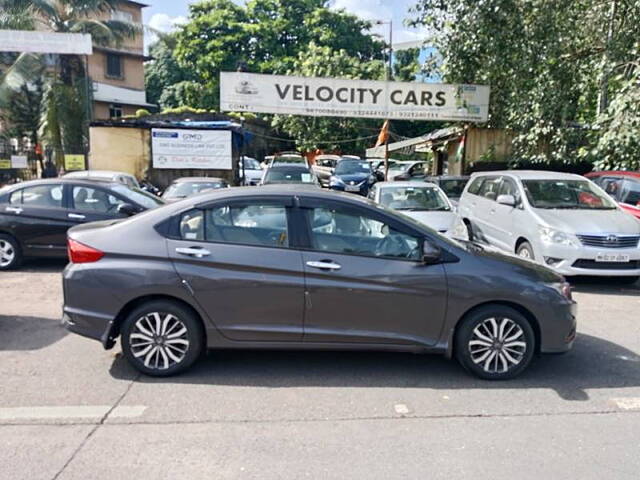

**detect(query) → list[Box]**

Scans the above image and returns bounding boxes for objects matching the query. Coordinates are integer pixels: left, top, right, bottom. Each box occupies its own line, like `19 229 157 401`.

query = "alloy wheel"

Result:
0 239 16 268
468 317 527 374
129 312 190 370
518 248 531 259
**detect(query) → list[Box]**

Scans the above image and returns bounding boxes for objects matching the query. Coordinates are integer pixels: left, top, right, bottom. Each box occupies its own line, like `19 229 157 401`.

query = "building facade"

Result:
88 0 154 119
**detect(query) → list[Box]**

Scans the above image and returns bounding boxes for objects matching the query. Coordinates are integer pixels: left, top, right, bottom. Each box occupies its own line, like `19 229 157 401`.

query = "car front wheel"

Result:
121 300 204 376
0 234 22 270
455 305 535 380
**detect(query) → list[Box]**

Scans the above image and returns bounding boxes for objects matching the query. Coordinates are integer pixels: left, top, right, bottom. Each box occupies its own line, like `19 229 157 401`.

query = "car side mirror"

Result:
422 241 442 264
117 203 139 216
375 171 385 181
497 194 516 207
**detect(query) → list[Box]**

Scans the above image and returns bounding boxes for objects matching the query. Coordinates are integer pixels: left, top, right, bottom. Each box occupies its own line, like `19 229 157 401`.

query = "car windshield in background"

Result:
242 158 261 169
439 179 468 198
380 186 451 211
112 184 164 209
165 182 226 199
264 168 316 184
522 180 616 210
335 161 371 175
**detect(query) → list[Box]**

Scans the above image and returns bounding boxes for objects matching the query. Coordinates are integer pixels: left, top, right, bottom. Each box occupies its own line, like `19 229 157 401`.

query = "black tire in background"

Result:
0 233 22 270
121 300 205 377
455 305 536 380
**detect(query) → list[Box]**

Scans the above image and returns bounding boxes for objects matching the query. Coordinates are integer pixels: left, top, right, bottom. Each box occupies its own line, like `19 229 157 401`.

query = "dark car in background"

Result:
162 177 229 203
62 185 576 380
260 164 319 186
585 171 640 220
0 178 163 270
329 159 377 195
424 176 470 206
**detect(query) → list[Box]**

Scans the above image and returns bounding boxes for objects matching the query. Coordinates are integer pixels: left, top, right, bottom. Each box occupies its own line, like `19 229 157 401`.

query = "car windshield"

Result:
380 186 451 211
522 179 616 209
335 161 371 175
112 184 164 209
264 168 316 184
439 179 469 198
242 158 261 170
165 181 226 199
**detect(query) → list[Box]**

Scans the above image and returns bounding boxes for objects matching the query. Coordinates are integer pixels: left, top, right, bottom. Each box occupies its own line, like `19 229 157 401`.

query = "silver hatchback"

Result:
457 170 640 281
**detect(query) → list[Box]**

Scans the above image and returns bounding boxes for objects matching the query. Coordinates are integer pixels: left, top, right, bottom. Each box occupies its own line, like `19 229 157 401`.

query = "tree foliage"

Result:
410 0 640 166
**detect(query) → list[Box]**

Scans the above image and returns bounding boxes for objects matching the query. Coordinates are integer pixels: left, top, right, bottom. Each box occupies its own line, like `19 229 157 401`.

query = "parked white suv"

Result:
457 170 640 281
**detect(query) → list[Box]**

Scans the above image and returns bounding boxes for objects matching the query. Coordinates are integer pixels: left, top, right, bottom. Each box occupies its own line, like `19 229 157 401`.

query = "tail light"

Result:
67 238 104 263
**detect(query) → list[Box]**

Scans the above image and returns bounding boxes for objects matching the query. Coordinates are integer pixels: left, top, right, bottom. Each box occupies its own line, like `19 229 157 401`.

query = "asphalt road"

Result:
2 259 640 479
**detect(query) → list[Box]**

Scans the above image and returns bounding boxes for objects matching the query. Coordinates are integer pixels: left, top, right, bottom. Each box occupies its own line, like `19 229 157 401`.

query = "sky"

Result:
141 0 427 51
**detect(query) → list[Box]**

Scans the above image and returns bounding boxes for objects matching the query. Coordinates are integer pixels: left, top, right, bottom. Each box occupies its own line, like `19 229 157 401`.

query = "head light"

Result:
539 226 578 246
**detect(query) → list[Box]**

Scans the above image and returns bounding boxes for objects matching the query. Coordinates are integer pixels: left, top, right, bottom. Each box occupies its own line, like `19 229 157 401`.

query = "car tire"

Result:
0 233 22 270
121 300 205 377
516 241 535 261
455 305 536 380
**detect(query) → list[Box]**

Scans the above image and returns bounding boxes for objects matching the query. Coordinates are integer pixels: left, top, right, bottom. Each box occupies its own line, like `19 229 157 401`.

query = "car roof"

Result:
1 178 120 190
64 170 132 177
173 177 226 183
377 181 439 188
471 170 586 181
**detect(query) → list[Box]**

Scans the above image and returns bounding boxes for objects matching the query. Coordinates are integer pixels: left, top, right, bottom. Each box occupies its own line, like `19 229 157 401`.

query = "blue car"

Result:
329 159 377 195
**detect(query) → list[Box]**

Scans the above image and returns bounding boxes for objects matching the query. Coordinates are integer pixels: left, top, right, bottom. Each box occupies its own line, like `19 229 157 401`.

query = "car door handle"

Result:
306 260 341 270
68 213 86 219
176 247 211 258
5 206 22 214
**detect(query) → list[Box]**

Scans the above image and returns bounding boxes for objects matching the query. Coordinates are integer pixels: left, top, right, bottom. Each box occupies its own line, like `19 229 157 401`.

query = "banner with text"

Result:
220 72 490 122
152 129 232 170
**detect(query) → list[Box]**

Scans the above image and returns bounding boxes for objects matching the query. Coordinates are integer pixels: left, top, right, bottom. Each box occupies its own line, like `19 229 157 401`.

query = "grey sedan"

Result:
62 186 576 380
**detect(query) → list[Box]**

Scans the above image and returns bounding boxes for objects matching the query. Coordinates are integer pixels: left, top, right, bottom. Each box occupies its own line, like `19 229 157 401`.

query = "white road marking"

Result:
394 404 410 415
611 398 640 411
0 405 146 420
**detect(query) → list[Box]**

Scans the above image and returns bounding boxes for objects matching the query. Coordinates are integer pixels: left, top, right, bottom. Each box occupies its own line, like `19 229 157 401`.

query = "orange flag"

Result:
374 120 390 147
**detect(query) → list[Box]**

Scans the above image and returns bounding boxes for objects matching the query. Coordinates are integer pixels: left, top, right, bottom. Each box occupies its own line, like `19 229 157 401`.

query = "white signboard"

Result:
220 72 490 122
0 30 92 55
151 129 232 170
10 155 28 169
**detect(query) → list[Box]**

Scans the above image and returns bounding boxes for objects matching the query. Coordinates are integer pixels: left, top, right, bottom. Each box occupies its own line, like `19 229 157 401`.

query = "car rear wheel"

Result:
0 234 22 270
455 305 535 380
121 300 204 376
516 241 535 260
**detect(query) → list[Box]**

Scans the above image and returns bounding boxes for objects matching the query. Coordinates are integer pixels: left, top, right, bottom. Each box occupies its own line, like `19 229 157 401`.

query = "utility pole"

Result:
375 19 393 180
597 0 617 116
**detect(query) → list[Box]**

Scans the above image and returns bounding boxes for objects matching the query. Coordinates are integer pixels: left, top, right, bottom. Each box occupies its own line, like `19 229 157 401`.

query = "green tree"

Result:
394 48 421 82
410 0 640 166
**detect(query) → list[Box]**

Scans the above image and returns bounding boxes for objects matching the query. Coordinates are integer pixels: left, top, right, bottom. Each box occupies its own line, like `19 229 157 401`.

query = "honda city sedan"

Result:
0 178 163 270
62 186 576 380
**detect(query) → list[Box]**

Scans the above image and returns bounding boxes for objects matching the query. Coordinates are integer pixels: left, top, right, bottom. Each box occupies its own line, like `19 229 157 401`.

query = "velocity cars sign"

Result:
151 129 232 170
220 72 490 122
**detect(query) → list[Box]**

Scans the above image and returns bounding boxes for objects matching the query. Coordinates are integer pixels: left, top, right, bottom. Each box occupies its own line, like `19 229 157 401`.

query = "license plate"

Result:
596 253 630 262
345 185 360 192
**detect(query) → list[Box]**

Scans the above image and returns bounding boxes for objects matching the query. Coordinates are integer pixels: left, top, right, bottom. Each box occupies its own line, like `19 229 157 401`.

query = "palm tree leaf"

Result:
70 18 140 47
0 53 45 107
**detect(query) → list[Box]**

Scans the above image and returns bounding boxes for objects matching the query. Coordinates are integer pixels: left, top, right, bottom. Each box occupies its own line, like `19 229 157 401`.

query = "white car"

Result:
457 170 640 281
239 157 263 186
368 181 456 233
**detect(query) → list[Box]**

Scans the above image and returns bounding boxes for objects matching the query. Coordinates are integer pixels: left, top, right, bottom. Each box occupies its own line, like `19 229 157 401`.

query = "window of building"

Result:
109 104 123 118
111 10 134 23
106 53 123 78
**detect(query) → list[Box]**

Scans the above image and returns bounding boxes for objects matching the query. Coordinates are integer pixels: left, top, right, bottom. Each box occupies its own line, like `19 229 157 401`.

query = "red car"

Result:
585 171 640 219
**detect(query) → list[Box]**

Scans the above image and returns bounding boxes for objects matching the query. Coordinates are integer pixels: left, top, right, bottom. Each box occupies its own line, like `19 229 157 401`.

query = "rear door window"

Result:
20 184 63 208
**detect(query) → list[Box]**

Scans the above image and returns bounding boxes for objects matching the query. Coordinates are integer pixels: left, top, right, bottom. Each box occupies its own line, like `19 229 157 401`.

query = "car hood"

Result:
534 208 640 234
334 173 370 184
452 239 563 283
399 210 455 232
